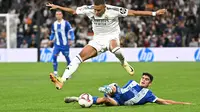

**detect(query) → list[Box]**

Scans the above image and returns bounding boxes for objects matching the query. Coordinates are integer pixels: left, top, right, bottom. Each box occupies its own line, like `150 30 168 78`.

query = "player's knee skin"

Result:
104 97 113 103
104 97 117 106
104 97 110 104
109 39 119 51
79 45 97 61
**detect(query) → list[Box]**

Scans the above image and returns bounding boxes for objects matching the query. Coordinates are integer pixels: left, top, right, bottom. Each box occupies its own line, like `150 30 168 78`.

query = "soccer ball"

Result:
78 93 93 108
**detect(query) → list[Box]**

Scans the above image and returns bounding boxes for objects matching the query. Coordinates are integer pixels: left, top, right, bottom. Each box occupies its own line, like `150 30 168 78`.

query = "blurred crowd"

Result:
0 0 200 48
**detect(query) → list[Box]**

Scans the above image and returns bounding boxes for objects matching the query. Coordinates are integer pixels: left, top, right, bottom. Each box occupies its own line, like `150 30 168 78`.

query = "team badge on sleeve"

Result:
120 8 127 14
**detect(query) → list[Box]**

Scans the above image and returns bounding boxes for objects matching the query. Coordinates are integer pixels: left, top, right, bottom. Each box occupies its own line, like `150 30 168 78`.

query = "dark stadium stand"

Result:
0 0 199 48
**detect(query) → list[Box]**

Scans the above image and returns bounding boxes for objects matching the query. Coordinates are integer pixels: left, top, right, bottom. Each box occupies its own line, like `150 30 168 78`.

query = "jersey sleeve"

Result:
146 91 158 103
111 6 128 17
65 21 75 40
76 5 92 15
49 24 55 41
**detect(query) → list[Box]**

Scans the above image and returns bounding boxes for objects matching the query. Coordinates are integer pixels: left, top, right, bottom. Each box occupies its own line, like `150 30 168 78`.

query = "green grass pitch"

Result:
0 62 200 112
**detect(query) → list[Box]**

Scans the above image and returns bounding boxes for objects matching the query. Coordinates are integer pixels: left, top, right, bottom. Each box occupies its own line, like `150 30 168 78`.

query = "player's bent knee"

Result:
104 97 118 106
104 98 112 106
79 45 97 61
111 47 120 54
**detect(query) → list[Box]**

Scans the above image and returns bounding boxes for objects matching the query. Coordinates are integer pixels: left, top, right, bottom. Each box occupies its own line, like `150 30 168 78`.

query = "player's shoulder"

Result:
106 4 120 12
144 88 152 94
63 19 69 23
52 21 58 26
106 5 127 11
106 4 128 15
124 80 138 87
128 80 138 84
78 5 94 10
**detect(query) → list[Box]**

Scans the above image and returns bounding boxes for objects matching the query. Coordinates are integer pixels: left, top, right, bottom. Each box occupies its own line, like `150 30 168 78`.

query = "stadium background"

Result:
0 0 200 112
0 0 200 48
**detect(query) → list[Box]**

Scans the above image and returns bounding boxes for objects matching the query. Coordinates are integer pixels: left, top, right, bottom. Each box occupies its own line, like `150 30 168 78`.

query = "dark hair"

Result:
93 0 105 5
56 10 63 13
142 72 154 82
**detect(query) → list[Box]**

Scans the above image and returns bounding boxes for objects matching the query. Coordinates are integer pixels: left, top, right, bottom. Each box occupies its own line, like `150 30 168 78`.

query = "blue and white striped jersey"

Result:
50 19 75 46
116 80 157 105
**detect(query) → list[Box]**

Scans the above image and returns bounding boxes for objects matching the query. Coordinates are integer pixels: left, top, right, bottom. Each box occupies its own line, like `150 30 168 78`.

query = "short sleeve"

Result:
116 7 128 17
146 91 158 103
76 5 91 15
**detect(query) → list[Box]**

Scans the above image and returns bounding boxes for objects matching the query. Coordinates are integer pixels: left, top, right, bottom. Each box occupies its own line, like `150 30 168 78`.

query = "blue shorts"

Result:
104 92 124 105
53 45 69 57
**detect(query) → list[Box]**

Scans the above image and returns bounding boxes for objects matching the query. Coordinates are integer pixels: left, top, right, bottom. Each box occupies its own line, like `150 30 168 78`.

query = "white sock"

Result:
111 47 125 65
61 55 83 81
54 71 58 76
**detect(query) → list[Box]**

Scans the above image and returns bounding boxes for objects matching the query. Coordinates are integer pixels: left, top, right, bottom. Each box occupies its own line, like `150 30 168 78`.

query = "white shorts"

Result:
88 35 120 54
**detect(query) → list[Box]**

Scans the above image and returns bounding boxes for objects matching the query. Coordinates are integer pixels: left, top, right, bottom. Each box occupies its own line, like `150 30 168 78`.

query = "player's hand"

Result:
46 3 59 10
184 102 192 105
156 9 167 16
48 40 54 46
68 40 74 47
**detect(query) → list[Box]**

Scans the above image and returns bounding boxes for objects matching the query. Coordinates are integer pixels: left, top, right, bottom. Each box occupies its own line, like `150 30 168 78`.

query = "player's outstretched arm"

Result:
46 3 76 15
155 98 191 105
128 9 167 16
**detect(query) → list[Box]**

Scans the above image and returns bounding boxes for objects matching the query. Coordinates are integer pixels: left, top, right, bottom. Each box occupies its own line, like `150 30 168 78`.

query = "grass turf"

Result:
0 62 199 112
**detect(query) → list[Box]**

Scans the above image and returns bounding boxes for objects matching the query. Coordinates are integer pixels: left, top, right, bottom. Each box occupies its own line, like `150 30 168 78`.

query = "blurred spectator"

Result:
75 28 88 47
20 40 28 48
29 40 37 48
189 38 198 47
149 35 157 47
40 33 50 48
198 38 200 47
0 38 6 48
127 37 137 48
0 0 199 48
167 37 176 47
75 38 87 47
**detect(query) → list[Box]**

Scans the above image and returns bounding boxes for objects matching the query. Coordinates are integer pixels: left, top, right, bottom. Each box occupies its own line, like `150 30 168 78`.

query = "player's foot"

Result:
64 97 79 103
54 73 58 77
54 71 58 77
49 73 63 90
98 86 112 94
123 61 134 76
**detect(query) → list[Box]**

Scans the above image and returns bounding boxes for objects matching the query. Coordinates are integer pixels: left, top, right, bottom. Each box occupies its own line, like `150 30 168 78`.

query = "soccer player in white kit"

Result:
46 0 167 89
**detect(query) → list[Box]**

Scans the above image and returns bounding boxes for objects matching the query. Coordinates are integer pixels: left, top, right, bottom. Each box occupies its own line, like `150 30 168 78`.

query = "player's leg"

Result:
50 40 101 89
64 96 118 106
50 47 64 88
65 55 71 65
93 97 119 106
64 96 79 103
50 45 98 89
109 39 134 75
61 45 97 81
61 47 71 65
52 47 60 76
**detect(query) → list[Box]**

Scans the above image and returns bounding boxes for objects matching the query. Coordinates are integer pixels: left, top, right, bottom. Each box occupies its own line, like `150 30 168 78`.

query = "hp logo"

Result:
138 48 154 62
194 48 200 62
40 48 53 62
91 52 107 62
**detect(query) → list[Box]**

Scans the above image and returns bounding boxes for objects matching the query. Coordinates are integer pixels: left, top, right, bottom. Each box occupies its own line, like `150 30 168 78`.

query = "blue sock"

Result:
65 56 71 65
52 55 58 73
92 96 98 104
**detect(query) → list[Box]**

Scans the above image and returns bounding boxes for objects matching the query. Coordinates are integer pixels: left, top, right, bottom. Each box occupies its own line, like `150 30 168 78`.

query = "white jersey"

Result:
76 5 128 37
